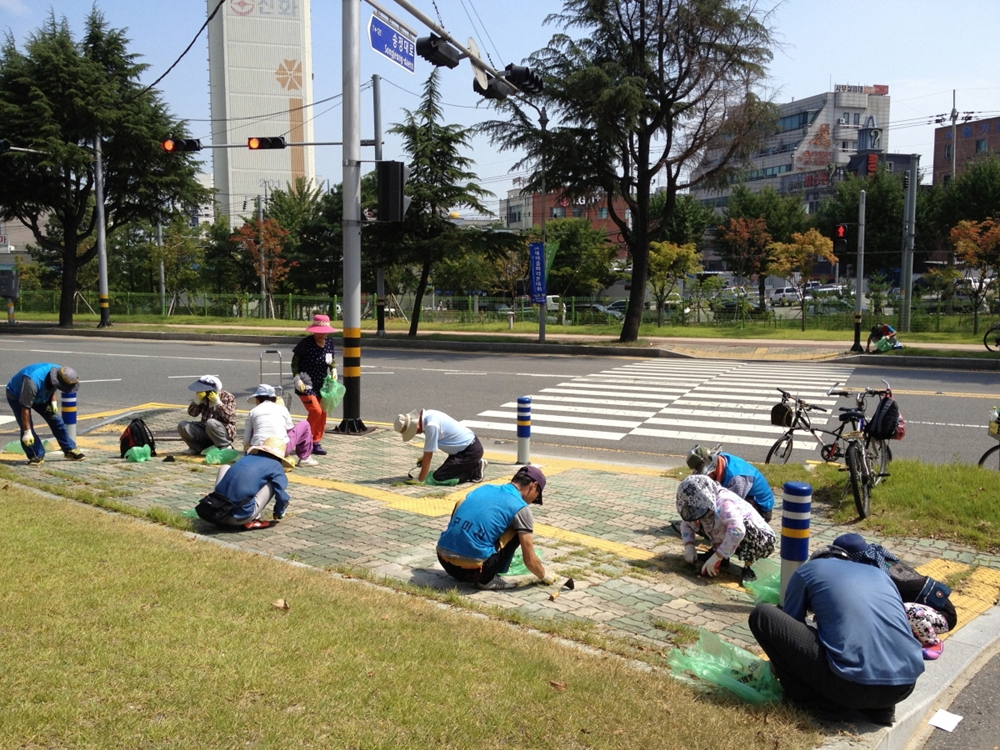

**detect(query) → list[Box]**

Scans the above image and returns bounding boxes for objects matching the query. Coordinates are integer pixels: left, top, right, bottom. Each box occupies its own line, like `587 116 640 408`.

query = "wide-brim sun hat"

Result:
306 314 337 334
188 375 222 393
248 437 295 469
247 383 277 402
393 409 421 442
48 366 79 393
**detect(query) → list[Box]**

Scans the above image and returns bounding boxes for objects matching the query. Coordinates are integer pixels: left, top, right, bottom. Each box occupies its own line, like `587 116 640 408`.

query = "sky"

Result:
2 0 998 218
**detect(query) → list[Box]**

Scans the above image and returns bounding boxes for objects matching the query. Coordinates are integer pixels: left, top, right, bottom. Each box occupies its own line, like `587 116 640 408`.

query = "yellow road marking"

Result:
916 560 1000 638
894 389 997 400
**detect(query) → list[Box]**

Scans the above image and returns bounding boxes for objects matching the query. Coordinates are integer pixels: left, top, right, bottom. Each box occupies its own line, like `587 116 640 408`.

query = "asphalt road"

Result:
918 647 1000 750
0 334 996 467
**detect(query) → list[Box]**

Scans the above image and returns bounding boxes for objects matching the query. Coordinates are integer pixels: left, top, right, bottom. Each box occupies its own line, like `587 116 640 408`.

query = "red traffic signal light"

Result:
162 137 201 153
835 223 848 239
248 136 287 150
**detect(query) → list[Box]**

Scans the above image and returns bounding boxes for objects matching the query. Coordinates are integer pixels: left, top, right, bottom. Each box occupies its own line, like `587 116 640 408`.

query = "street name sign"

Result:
368 15 415 74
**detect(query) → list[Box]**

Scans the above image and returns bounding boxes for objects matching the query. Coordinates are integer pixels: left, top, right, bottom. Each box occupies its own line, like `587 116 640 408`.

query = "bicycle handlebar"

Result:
776 387 827 413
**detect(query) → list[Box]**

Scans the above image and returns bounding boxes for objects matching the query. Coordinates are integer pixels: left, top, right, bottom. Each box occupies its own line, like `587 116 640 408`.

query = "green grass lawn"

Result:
0 488 819 750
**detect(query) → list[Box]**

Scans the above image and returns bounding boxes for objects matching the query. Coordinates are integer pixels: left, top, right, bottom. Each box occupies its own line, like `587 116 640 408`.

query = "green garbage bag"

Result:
423 474 459 487
320 374 346 415
4 440 25 454
505 547 544 576
124 445 153 463
743 558 781 605
667 629 783 705
204 447 241 465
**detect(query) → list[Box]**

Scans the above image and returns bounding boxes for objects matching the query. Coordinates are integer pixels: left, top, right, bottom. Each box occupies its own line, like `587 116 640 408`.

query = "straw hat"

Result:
393 409 421 442
248 437 295 469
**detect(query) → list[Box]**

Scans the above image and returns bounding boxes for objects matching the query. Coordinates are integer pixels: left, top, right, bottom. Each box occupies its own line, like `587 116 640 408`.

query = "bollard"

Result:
61 391 77 443
779 481 812 607
516 396 531 465
507 309 516 330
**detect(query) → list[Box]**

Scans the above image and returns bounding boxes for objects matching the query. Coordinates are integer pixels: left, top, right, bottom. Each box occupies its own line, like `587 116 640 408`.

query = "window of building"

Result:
853 112 860 126
841 141 848 150
843 112 850 123
944 174 952 186
572 206 583 218
597 207 608 219
777 111 815 132
885 161 894 173
976 139 988 153
550 206 565 219
851 141 857 150
945 144 952 159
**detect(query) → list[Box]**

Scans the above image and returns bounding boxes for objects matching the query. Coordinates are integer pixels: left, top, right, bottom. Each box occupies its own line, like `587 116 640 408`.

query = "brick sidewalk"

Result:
2 403 998 660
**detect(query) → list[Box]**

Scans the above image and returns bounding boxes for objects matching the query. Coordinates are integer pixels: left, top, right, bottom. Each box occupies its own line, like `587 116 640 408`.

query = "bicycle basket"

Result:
770 403 794 427
990 418 1000 442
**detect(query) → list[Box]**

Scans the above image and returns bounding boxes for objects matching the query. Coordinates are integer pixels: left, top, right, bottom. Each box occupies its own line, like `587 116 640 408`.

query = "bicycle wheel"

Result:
978 444 1000 469
984 325 1000 353
865 437 889 486
766 434 794 464
845 442 870 519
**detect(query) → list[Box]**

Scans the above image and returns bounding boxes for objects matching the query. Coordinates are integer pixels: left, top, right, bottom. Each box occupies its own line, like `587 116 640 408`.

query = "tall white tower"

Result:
207 0 316 220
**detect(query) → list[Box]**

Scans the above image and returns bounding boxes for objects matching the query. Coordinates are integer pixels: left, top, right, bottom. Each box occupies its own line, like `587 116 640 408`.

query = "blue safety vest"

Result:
721 453 775 512
6 362 58 409
437 483 526 560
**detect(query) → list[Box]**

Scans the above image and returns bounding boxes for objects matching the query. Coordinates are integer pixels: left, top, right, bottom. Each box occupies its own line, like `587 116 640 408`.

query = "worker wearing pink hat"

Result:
291 314 338 455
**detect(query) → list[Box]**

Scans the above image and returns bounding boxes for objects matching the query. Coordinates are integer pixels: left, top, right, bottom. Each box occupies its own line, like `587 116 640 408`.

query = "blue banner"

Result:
528 242 546 303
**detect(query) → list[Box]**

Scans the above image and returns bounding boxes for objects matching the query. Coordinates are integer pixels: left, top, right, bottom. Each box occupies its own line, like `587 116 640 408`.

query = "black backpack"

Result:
865 394 900 441
119 418 157 458
888 561 958 631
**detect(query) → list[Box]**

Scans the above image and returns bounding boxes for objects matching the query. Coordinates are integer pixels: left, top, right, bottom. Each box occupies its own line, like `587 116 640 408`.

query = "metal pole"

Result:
94 136 111 328
779 481 812 607
157 223 166 316
256 196 268 318
851 190 866 352
336 0 367 434
373 73 387 338
900 154 919 333
516 396 531 464
538 108 548 343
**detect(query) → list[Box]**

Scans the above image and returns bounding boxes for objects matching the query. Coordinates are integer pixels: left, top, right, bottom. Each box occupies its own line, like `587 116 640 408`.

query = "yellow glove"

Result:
44 402 58 417
207 391 220 405
194 391 207 404
21 430 34 447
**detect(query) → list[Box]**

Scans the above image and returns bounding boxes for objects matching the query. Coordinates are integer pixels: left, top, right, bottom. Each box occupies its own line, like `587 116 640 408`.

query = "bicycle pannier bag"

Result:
893 414 906 440
770 403 793 427
119 417 157 458
888 561 957 631
865 395 899 441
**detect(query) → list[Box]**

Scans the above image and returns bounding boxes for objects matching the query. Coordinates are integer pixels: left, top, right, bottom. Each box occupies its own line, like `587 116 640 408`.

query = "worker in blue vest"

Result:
5 363 85 465
687 445 774 521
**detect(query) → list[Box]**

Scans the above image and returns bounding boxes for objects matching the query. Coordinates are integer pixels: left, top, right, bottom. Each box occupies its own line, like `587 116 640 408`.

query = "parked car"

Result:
769 286 811 306
574 303 624 322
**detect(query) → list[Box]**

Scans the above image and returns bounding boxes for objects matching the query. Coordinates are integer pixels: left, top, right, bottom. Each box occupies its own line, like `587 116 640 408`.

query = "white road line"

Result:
462 420 627 440
501 402 656 418
80 379 122 383
0 416 14 426
477 410 643 429
530 394 676 408
641 417 788 435
654 406 831 426
540 387 676 401
908 421 984 429
686 391 838 405
557 382 688 394
629 426 816 450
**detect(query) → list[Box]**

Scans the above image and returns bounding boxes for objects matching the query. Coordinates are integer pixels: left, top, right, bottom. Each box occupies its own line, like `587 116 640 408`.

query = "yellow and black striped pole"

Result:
335 325 367 433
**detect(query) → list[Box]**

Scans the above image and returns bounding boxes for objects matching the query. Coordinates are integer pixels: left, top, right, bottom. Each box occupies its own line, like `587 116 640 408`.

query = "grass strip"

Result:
0 487 819 749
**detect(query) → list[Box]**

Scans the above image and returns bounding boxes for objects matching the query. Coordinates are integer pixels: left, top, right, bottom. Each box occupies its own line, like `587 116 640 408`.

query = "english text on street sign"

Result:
368 15 415 74
528 242 546 303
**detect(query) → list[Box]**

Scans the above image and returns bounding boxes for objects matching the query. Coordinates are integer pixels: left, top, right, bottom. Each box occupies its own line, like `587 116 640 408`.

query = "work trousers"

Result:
432 437 484 483
299 394 326 443
178 419 232 452
285 420 314 460
213 464 274 526
6 394 76 460
438 535 522 585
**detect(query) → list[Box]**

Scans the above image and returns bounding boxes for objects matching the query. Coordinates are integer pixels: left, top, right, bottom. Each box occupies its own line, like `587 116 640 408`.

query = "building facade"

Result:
932 116 1000 186
207 0 316 221
499 182 630 247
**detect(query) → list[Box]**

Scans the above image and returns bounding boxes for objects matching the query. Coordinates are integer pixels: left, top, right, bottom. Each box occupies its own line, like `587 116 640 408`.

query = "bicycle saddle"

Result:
838 408 865 422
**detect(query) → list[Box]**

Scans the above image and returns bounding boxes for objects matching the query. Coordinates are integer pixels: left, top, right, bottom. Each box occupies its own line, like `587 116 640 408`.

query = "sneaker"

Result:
741 565 757 583
312 443 327 456
27 456 44 466
473 458 488 483
297 456 319 467
242 519 271 530
181 448 202 456
860 706 895 726
475 577 517 591
922 642 944 660
63 449 85 460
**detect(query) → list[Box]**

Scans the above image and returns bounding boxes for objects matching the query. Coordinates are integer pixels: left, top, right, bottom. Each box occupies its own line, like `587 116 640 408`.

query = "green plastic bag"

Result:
423 474 459 487
124 445 152 463
506 547 544 576
320 374 346 415
876 336 893 352
204 447 241 465
4 440 25 454
743 558 781 605
667 629 783 705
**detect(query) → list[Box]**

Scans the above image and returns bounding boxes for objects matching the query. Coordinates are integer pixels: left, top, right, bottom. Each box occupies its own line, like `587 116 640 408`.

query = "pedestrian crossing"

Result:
462 359 856 454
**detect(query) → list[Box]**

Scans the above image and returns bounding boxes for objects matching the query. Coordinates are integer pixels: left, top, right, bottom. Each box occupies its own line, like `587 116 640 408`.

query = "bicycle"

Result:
766 381 893 518
984 322 1000 353
977 408 1000 468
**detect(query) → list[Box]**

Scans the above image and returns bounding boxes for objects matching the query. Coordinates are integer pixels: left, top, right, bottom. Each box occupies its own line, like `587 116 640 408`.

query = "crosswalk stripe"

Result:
630 426 814 449
477 410 644 429
655 406 831 426
539 387 674 402
553 382 689 395
642 417 790 435
461 420 627 440
501 402 656 418
531 394 679 408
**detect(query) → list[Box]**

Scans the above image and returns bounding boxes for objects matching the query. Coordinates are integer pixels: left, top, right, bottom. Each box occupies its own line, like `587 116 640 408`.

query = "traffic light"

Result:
833 223 848 254
473 74 514 101
162 137 201 153
376 160 411 223
502 64 543 95
415 34 460 69
903 170 911 190
247 136 286 150
0 139 10 154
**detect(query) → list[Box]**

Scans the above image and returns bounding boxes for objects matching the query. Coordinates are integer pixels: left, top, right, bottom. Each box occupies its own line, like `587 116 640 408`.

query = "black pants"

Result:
438 535 521 585
749 604 915 712
432 437 484 483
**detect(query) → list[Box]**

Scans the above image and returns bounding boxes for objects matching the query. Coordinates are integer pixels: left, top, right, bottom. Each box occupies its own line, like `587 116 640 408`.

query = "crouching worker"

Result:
687 445 775 521
195 437 292 530
748 540 924 725
676 474 775 583
5 363 84 465
394 408 486 485
436 466 556 591
177 375 237 454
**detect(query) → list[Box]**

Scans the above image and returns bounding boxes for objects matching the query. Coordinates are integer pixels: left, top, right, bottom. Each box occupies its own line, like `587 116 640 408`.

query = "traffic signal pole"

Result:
94 136 111 329
898 154 919 333
851 190 866 353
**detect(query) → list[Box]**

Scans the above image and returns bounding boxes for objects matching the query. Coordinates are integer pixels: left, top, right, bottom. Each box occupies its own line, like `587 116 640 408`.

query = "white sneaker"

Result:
297 456 319 467
475 577 516 591
473 458 488 483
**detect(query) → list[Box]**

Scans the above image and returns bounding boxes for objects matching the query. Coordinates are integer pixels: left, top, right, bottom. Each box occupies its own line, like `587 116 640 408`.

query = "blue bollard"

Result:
61 391 77 443
779 481 812 606
517 396 531 464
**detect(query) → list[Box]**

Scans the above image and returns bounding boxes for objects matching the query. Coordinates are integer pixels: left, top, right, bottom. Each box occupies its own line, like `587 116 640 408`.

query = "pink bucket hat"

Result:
306 314 337 334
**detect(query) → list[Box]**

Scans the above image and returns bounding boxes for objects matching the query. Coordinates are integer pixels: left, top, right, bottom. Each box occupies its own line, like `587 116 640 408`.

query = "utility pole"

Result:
94 136 111 328
373 73 387 338
256 195 268 318
157 223 165 316
899 155 919 333
851 190 866 352
538 107 548 343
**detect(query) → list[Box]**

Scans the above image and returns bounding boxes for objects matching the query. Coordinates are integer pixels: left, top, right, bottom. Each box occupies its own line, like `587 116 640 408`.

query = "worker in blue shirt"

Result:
687 445 774 521
197 437 292 530
5 362 84 465
748 537 924 726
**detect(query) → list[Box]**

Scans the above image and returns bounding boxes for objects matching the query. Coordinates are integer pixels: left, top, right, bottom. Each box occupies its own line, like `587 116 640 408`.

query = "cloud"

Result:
0 0 30 16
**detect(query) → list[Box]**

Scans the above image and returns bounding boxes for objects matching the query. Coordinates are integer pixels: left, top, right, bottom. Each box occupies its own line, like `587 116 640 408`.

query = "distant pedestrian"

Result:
675 474 775 583
243 384 317 467
5 363 84 465
866 323 899 352
196 437 293 530
394 408 486 485
177 375 237 454
292 314 337 456
686 445 775 521
436 466 556 590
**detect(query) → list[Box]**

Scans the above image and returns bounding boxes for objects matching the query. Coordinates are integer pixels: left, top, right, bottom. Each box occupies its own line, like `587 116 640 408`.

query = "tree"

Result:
767 228 837 330
232 219 290 318
537 218 619 297
155 214 205 303
267 176 324 295
940 154 1000 226
950 219 1000 334
647 241 700 326
0 11 209 325
479 0 777 342
650 192 716 246
725 185 810 243
716 216 772 310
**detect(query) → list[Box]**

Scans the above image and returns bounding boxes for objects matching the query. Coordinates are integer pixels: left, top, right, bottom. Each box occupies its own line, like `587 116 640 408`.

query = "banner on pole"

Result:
528 242 546 303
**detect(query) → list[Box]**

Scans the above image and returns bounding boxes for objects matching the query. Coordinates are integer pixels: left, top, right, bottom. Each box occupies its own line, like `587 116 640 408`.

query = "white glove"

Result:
701 552 725 577
540 572 558 585
293 375 307 394
683 544 697 565
21 430 34 447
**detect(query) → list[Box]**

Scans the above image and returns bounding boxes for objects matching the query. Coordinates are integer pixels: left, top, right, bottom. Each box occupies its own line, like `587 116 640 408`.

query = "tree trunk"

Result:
59 247 78 327
758 275 767 311
408 259 431 337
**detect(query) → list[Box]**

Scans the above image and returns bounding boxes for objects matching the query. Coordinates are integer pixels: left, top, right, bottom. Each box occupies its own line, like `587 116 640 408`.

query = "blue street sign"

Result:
528 242 546 303
368 15 415 74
